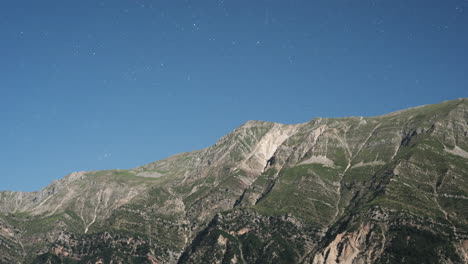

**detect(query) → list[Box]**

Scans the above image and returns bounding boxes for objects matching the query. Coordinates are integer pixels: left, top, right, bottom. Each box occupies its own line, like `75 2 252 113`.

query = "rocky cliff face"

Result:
1 99 467 264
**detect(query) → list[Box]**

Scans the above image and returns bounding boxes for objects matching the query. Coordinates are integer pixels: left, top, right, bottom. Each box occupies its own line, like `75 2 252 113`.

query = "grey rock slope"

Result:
1 98 467 264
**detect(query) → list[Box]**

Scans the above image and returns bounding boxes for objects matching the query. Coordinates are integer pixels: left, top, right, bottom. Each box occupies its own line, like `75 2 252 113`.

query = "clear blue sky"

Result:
1 0 467 192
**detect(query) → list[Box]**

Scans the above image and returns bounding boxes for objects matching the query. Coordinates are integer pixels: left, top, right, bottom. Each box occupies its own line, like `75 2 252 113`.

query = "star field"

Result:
1 0 468 191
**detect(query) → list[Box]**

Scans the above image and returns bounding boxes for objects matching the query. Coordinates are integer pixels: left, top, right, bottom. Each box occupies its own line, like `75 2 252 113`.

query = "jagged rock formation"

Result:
0 98 467 263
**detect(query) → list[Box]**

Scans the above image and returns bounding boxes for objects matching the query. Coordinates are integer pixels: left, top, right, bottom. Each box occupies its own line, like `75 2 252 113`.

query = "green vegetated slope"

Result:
0 99 467 264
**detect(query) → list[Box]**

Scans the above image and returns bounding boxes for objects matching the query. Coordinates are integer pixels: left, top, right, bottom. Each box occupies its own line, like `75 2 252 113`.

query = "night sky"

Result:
1 0 468 191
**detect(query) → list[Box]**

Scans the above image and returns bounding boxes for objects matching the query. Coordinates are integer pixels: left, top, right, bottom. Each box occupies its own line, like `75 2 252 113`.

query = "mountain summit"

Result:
1 99 467 263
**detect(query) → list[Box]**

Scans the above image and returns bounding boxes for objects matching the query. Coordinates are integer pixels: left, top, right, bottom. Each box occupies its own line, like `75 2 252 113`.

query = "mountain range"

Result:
1 98 467 263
